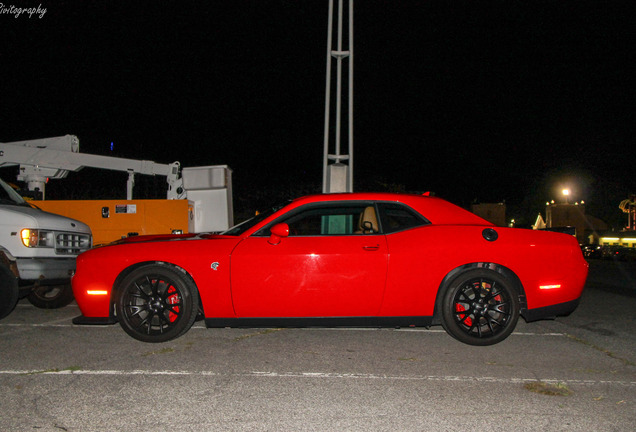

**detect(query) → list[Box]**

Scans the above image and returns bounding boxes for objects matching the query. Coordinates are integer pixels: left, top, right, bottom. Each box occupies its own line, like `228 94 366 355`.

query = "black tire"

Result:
440 269 520 346
115 264 199 343
0 265 19 320
27 284 75 309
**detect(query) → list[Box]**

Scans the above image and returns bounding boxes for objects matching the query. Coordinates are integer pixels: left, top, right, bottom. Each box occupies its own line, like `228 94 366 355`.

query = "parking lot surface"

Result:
1 259 635 431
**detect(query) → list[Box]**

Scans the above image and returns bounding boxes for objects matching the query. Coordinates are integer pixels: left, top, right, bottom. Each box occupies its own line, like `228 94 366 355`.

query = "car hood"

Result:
112 232 234 245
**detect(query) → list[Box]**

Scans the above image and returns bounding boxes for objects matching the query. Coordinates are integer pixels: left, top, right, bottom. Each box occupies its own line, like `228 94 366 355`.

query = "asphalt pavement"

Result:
1 259 635 431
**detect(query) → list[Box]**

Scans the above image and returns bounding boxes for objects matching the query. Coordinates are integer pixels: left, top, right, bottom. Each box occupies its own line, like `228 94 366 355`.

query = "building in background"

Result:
539 201 608 245
470 202 506 227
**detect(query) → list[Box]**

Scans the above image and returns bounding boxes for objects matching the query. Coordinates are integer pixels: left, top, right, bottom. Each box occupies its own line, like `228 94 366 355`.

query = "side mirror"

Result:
268 223 289 245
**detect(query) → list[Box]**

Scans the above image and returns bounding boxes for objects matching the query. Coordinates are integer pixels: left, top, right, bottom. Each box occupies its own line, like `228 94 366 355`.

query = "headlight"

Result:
20 229 54 247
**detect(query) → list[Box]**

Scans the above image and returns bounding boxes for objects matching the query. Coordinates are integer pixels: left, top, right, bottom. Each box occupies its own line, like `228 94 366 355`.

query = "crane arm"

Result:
0 135 183 199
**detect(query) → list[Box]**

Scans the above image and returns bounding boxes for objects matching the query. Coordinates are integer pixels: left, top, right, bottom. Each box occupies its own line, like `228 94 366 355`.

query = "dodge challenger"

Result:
72 193 588 346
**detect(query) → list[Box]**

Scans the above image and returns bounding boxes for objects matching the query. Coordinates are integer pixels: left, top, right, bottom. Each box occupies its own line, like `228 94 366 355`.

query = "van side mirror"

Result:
268 223 289 245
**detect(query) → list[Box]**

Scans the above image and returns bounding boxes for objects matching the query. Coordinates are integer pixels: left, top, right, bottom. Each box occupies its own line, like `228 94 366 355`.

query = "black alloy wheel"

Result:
116 264 198 343
441 269 519 346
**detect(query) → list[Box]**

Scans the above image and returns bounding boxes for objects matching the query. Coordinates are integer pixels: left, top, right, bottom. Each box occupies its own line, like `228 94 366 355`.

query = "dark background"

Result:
1 0 633 227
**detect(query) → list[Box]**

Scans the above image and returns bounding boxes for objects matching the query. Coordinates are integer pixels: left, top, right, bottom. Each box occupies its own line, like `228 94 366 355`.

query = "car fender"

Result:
73 237 240 319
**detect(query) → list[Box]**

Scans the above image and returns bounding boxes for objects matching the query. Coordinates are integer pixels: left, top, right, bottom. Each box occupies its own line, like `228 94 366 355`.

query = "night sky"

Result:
1 0 633 227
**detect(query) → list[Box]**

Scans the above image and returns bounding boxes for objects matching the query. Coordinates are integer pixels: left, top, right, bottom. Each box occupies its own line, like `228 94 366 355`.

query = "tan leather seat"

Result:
355 206 379 234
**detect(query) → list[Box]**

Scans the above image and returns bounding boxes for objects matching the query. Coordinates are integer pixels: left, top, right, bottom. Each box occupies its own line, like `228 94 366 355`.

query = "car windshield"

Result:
222 202 288 236
0 178 27 206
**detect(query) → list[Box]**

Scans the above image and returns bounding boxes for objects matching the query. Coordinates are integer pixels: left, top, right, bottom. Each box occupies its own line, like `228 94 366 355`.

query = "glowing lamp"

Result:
539 284 561 290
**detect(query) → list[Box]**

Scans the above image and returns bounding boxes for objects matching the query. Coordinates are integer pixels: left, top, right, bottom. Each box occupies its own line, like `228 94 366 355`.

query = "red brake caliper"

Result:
166 286 180 322
455 303 472 327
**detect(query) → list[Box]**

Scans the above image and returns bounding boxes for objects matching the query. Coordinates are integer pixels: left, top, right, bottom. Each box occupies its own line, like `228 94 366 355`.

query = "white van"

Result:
0 177 92 319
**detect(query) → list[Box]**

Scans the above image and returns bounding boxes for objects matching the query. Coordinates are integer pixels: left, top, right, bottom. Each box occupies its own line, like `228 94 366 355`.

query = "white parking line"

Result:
0 323 78 327
0 368 634 387
15 303 78 307
306 327 566 337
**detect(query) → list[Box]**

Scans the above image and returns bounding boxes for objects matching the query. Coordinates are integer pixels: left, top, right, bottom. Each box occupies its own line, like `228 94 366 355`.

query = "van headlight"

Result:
20 229 54 247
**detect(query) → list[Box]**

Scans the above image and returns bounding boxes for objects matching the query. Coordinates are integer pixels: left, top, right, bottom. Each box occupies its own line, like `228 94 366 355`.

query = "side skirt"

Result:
205 316 434 329
72 315 118 325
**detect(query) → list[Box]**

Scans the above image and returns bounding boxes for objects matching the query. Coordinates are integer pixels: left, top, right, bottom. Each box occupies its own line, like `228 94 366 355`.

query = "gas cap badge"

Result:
482 228 498 242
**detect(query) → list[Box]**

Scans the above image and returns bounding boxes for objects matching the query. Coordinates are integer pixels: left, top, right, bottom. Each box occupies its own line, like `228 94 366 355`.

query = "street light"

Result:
562 188 570 204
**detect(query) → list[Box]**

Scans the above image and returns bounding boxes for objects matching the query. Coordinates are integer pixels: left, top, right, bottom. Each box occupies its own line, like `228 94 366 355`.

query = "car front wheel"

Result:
441 269 519 346
115 264 199 343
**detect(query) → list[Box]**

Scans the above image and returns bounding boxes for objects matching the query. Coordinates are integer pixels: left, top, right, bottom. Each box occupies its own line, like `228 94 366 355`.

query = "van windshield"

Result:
0 178 27 206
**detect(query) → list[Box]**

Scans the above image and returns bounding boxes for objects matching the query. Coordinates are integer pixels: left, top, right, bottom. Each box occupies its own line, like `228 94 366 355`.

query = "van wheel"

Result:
27 284 75 309
1 265 19 319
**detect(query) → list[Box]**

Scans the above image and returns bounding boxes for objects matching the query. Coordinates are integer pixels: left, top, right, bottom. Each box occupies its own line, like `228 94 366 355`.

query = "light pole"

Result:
322 0 354 193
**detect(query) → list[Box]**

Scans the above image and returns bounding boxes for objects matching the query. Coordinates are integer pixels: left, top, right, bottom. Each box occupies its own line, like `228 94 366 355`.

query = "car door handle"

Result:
363 244 380 251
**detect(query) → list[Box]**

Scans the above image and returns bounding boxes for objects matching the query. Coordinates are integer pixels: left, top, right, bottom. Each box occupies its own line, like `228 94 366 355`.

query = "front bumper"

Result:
16 257 76 282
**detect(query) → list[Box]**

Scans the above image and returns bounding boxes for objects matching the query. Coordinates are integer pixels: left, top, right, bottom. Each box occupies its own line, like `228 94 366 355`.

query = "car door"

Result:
229 202 388 317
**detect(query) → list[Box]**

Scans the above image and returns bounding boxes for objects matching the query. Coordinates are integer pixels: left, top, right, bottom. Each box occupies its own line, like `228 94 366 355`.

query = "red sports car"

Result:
72 193 588 346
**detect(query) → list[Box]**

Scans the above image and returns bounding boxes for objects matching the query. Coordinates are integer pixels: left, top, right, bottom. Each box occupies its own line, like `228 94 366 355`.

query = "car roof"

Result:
248 192 491 233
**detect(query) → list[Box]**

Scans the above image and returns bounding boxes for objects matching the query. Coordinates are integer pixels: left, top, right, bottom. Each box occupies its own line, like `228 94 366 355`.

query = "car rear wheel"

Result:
27 284 75 309
115 264 199 343
441 269 519 346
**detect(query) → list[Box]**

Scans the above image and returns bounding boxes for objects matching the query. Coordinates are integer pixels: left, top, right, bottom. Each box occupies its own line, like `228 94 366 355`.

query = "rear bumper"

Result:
522 297 580 322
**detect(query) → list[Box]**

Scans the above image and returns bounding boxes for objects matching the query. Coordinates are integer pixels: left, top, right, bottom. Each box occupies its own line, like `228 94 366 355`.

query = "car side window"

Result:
378 203 429 234
255 203 381 236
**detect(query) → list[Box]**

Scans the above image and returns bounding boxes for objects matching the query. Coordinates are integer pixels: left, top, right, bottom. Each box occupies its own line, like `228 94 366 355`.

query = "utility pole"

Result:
322 0 353 193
